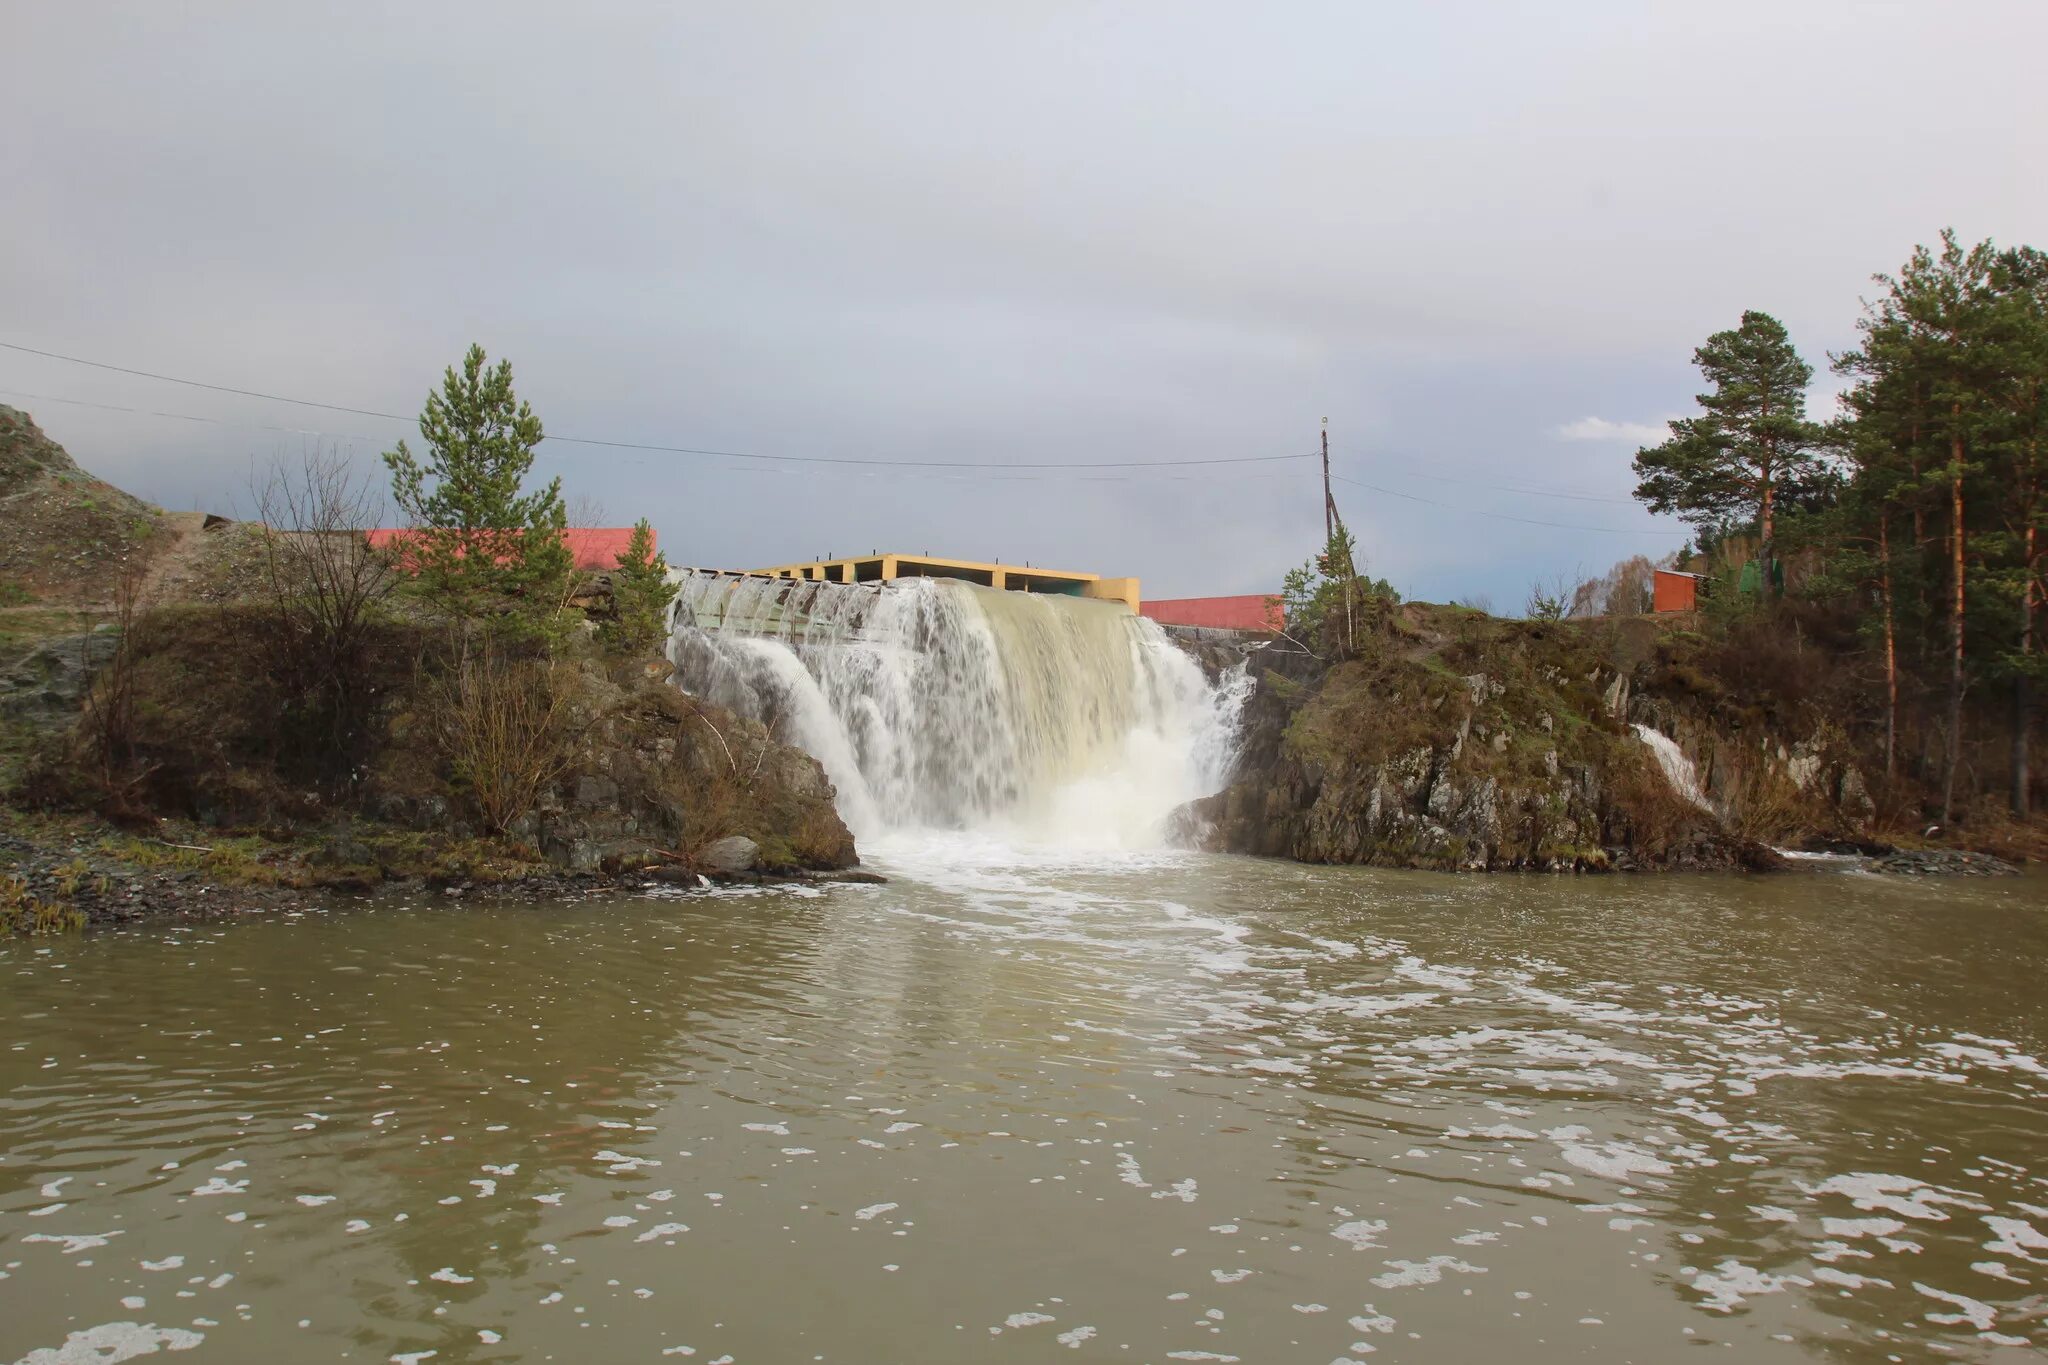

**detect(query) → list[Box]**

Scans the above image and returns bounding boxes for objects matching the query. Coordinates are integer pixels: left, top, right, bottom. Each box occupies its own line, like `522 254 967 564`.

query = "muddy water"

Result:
2 846 2045 1363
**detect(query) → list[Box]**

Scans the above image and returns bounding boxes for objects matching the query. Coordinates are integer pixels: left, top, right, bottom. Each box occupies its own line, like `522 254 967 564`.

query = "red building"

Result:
1140 594 1284 632
1653 569 1701 613
366 527 649 573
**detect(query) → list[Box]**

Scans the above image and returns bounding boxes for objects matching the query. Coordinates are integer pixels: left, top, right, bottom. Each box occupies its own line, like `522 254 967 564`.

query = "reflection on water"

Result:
2 846 2045 1362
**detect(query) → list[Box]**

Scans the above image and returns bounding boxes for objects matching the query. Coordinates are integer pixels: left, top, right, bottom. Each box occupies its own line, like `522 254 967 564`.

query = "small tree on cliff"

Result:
1281 526 1398 658
1632 311 1825 597
383 344 571 624
604 518 673 656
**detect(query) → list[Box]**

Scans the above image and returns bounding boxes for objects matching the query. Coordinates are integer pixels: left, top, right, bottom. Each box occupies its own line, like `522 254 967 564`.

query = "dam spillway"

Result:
666 572 1249 843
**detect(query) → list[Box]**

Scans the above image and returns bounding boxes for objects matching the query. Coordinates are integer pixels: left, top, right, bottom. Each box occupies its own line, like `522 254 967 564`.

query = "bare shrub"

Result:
250 448 395 792
1724 762 1813 845
428 638 576 835
76 566 155 823
1606 744 1701 854
1569 556 1659 619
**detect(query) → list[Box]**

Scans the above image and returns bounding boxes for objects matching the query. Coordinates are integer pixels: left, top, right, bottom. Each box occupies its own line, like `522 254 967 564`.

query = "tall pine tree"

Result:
1633 310 1825 597
1836 234 2002 820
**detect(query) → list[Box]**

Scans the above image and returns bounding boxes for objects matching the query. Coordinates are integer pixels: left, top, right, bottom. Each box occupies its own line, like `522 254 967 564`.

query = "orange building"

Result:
1653 569 1701 613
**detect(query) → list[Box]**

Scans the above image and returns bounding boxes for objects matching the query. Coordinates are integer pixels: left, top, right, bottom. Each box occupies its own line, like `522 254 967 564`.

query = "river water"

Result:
3 843 2045 1363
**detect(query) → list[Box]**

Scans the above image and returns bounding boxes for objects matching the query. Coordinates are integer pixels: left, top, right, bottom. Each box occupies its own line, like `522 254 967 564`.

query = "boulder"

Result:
698 835 760 874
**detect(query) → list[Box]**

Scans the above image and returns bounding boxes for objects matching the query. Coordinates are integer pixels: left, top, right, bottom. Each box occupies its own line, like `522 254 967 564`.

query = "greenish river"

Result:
3 841 2045 1362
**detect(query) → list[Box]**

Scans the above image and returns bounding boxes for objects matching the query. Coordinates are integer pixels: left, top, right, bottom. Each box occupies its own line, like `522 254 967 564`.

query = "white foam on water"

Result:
1690 1259 1807 1313
1331 1220 1388 1250
1370 1256 1487 1289
1982 1214 2048 1260
10 1322 204 1364
1913 1282 1999 1331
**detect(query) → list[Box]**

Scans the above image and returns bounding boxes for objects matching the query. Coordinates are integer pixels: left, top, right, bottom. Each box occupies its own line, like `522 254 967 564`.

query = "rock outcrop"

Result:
1179 606 1843 872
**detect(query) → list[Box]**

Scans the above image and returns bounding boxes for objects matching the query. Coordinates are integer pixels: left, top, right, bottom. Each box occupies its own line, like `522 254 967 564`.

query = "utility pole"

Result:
1321 418 1335 544
1321 419 1356 655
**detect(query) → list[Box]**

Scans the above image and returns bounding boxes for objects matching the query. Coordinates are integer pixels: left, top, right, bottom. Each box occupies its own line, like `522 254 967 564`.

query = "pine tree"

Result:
1836 234 2003 820
384 345 571 624
604 518 673 656
1984 246 2048 815
1632 311 1826 597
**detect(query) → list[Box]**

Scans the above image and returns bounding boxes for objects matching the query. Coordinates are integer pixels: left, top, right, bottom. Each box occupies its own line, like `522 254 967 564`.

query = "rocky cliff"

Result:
1179 605 1879 871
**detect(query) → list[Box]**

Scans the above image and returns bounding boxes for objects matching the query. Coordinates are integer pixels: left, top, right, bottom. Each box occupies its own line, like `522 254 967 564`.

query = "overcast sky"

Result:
7 2 2045 604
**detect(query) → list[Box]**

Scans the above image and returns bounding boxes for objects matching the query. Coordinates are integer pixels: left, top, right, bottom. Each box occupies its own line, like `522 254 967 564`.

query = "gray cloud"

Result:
6 1 2044 604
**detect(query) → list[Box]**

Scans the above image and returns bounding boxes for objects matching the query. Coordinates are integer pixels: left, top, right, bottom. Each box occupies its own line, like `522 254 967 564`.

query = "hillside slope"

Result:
0 405 165 606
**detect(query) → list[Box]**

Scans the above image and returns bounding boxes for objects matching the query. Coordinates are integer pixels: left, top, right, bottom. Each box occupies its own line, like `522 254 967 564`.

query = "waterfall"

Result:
1631 723 1715 813
667 574 1250 846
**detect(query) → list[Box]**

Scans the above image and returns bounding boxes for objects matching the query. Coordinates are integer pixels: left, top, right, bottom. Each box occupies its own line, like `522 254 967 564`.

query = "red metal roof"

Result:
366 527 652 573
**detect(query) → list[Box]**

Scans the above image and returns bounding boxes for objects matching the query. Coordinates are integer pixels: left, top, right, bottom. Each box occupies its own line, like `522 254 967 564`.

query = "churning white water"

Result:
667 574 1250 847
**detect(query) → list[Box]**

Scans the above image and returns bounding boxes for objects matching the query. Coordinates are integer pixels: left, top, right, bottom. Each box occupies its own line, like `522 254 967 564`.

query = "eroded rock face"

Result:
372 661 859 876
1177 618 1812 873
520 668 857 875
0 628 120 732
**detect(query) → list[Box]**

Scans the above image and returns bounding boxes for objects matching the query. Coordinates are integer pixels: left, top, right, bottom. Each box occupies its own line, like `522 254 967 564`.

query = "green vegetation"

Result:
1632 310 1830 595
604 518 672 656
1 347 855 916
383 343 573 635
1279 526 1399 659
1625 229 2047 827
2 873 85 935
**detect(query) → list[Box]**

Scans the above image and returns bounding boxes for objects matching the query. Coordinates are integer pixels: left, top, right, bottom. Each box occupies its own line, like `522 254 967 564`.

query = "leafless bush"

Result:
1607 744 1699 853
250 448 395 791
76 565 155 822
1570 555 1658 618
428 637 576 835
1724 762 1813 845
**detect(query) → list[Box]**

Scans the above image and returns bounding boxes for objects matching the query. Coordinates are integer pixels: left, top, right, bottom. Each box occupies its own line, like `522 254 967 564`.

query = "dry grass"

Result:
1 873 85 935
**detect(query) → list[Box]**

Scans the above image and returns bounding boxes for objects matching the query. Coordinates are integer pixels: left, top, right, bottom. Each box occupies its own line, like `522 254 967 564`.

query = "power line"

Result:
1381 465 1639 505
0 388 392 445
0 340 1314 471
0 387 1296 484
1332 473 1674 536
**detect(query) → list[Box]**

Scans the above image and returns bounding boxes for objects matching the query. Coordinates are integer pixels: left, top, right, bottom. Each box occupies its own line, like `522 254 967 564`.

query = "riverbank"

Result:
2 404 872 934
1182 602 2047 872
1 808 884 932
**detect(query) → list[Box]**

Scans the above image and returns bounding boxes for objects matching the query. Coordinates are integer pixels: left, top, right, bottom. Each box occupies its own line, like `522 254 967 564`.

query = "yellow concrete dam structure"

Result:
747 553 1140 612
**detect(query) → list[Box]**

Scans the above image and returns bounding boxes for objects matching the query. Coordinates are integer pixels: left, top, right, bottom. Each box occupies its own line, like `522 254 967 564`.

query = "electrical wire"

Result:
1332 473 1673 536
0 340 1313 471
